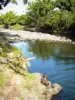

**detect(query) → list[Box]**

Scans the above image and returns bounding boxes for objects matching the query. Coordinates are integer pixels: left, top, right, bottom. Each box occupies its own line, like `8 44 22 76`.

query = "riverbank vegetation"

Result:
0 0 75 37
0 35 35 83
0 35 36 93
0 35 62 100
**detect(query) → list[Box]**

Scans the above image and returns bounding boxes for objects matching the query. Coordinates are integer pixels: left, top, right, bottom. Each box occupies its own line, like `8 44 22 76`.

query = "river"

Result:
11 40 75 100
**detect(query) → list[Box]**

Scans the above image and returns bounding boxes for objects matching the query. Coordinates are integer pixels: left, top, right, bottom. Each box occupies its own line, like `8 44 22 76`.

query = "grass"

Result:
21 71 36 90
0 36 19 57
0 73 10 88
20 96 25 100
0 35 36 91
0 24 3 28
23 81 32 90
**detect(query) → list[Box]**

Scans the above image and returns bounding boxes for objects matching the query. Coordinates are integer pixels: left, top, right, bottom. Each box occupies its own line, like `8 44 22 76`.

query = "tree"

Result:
56 0 75 12
18 15 28 25
0 0 27 9
27 0 55 31
1 11 17 28
46 10 74 31
25 0 75 34
61 11 74 30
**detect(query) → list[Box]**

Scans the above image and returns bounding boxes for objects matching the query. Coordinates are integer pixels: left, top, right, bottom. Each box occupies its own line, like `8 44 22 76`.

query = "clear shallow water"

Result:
11 40 75 100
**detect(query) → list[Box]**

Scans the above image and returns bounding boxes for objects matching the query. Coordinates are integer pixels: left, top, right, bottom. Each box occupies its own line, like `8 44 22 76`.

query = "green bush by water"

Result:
11 24 24 30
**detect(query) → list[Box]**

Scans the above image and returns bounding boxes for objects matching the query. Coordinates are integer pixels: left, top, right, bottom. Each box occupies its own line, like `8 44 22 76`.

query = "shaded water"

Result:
11 40 75 100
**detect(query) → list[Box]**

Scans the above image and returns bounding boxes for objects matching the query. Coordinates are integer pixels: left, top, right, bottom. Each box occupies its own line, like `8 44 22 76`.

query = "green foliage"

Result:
13 49 21 57
0 36 18 57
56 0 75 12
26 0 55 30
25 71 36 80
11 24 24 30
24 81 32 90
45 11 62 30
0 24 3 28
0 74 6 88
21 80 32 90
18 15 26 25
21 72 36 90
0 36 9 57
0 50 7 57
24 0 75 34
0 15 4 25
0 0 75 35
0 11 18 28
61 11 74 29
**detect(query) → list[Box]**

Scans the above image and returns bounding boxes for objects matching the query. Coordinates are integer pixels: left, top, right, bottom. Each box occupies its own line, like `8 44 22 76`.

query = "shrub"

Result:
11 24 24 30
0 24 3 28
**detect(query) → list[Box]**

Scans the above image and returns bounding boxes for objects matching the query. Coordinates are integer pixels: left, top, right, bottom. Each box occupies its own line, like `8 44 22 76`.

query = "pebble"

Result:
0 29 74 44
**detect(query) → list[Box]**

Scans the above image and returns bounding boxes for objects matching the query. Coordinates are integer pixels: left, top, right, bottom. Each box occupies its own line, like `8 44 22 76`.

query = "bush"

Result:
11 24 24 30
0 24 3 28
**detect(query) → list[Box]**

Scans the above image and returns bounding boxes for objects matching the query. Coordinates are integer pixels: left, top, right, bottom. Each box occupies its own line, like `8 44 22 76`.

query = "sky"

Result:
0 0 58 15
0 0 35 15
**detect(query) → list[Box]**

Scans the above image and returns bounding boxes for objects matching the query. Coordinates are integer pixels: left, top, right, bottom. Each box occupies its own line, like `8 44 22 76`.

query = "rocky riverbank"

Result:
0 32 62 100
0 71 62 100
0 29 75 44
0 54 62 100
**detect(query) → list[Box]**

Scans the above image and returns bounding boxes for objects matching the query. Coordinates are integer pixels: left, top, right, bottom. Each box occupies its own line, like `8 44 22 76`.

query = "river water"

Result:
11 40 75 100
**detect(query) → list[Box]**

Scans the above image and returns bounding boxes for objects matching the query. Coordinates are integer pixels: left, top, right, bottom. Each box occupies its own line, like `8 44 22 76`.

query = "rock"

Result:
0 69 62 100
33 73 62 100
52 83 62 95
43 88 53 100
7 52 14 58
0 29 74 44
10 74 25 85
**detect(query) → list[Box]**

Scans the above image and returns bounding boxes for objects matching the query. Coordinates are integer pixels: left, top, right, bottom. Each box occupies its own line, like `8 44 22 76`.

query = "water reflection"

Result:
11 40 75 100
64 67 75 71
27 40 75 61
28 40 57 60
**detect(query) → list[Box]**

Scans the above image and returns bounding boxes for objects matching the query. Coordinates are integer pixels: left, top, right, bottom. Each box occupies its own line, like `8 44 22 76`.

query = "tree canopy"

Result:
0 0 75 36
56 0 75 12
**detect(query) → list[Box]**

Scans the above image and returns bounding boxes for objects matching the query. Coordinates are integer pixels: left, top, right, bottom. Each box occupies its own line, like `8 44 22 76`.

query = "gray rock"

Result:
33 73 62 100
